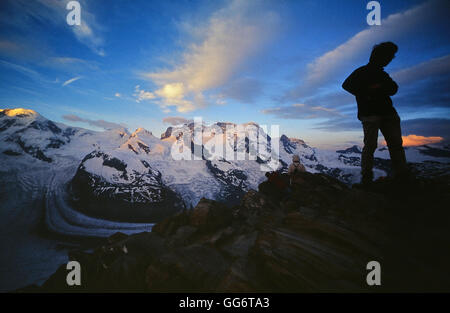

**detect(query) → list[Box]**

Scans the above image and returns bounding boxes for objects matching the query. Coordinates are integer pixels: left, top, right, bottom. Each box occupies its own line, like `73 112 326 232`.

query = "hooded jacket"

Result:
288 156 306 184
342 63 398 120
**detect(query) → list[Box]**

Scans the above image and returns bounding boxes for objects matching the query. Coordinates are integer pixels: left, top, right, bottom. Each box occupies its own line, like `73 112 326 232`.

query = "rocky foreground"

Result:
22 172 450 292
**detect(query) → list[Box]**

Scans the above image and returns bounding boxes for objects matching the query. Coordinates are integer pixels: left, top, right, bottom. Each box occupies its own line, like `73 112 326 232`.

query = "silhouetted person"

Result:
342 42 408 184
288 154 306 186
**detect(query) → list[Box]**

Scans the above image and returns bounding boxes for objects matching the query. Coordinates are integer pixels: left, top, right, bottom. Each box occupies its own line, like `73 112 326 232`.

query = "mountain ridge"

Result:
1 107 449 223
1 107 450 291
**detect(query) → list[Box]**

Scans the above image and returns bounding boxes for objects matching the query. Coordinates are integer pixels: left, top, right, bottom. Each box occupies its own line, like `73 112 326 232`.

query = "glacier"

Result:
0 107 449 291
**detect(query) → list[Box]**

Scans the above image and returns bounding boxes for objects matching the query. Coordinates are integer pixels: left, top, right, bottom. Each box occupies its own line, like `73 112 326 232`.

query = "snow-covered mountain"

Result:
1 107 449 291
0 108 130 165
335 143 450 178
1 108 450 223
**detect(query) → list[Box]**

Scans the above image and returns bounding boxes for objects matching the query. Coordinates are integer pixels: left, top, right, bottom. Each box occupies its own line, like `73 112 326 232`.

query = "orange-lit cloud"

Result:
140 0 280 112
382 134 444 147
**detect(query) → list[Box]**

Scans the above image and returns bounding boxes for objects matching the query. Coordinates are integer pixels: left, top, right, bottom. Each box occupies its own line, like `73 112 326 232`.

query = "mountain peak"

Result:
280 135 306 145
242 121 260 127
131 127 153 138
336 145 361 154
0 108 39 118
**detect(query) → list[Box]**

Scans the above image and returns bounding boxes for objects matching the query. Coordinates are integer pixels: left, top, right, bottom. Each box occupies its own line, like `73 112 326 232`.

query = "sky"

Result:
0 0 449 149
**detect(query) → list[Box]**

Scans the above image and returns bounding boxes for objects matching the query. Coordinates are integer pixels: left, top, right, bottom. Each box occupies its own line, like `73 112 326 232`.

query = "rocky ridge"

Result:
28 172 450 292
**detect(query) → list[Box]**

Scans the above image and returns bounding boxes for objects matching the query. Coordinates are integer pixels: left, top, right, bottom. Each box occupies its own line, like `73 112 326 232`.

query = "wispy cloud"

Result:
62 114 126 130
1 0 105 56
392 54 450 84
140 0 280 112
62 76 82 86
389 54 450 112
313 117 360 132
401 118 450 138
162 116 190 125
305 54 450 129
47 0 105 56
262 103 341 120
42 57 99 72
0 60 42 81
219 77 264 104
394 76 450 111
0 59 57 85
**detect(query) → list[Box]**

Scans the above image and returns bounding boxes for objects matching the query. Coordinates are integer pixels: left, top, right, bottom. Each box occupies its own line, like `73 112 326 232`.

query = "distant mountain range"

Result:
1 107 449 291
1 107 449 225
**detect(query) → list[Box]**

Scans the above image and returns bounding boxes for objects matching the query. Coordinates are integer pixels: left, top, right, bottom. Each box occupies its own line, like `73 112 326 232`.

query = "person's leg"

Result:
361 121 379 183
380 116 408 178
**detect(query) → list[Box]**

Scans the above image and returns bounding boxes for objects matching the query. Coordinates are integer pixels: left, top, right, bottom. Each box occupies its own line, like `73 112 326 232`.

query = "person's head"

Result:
369 42 398 67
292 155 300 163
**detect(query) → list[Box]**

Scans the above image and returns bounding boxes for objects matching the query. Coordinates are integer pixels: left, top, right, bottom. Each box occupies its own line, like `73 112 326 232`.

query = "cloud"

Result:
162 116 190 125
388 54 450 111
70 6 105 57
262 103 341 120
62 114 84 122
62 114 126 130
283 0 449 101
0 60 42 81
315 117 450 143
0 39 44 61
219 77 264 104
62 76 82 86
114 93 121 98
42 57 99 72
140 0 280 112
382 134 444 147
401 118 450 138
395 74 450 110
278 53 450 123
1 0 105 56
313 117 361 132
48 0 105 56
0 59 57 85
133 85 156 102
392 54 450 84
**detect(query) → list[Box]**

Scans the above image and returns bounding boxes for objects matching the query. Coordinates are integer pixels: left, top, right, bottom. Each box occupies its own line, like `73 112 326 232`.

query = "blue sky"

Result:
0 0 449 148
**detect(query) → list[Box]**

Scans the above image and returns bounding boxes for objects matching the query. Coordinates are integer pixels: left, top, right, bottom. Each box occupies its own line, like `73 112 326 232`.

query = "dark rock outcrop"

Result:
69 151 185 222
30 172 450 292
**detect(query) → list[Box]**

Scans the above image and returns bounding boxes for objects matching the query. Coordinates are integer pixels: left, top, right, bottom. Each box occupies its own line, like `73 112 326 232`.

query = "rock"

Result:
189 198 232 232
107 232 129 244
145 245 230 292
33 172 450 292
152 211 190 237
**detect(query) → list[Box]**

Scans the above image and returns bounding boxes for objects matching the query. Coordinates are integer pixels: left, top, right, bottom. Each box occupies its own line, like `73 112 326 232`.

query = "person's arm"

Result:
342 69 362 96
366 72 398 96
380 72 398 96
